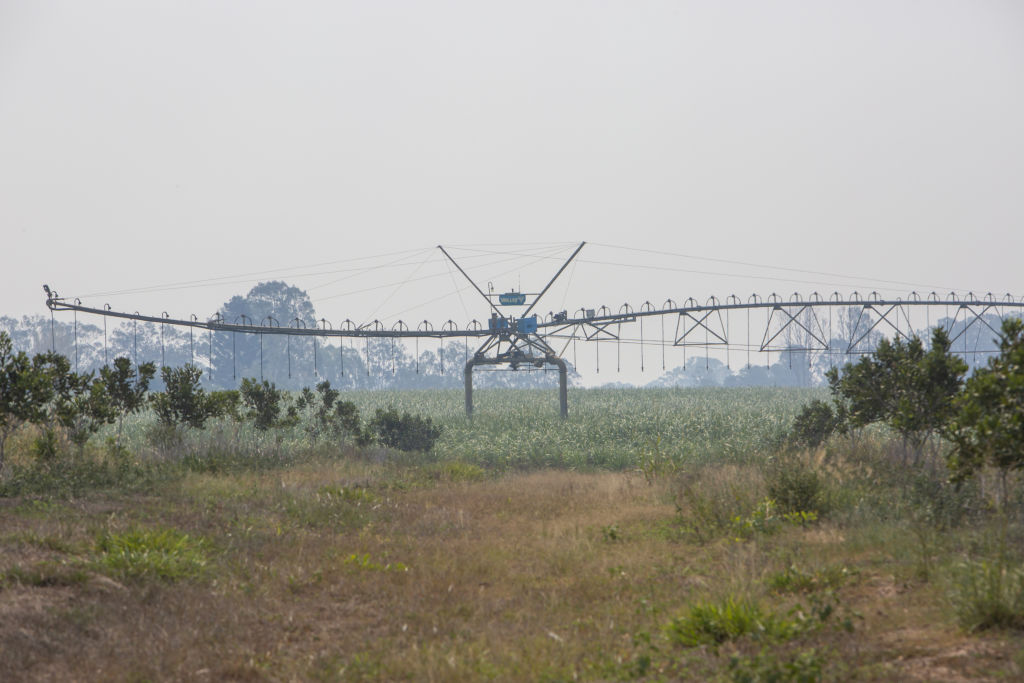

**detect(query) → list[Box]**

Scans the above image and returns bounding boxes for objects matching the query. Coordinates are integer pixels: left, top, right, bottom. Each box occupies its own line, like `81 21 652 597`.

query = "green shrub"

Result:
0 331 53 471
788 399 840 449
152 365 217 429
208 390 241 420
239 378 285 430
343 553 409 572
828 327 966 458
31 427 63 463
368 406 442 453
945 317 1024 492
766 455 824 515
100 356 156 447
0 452 170 498
666 597 767 647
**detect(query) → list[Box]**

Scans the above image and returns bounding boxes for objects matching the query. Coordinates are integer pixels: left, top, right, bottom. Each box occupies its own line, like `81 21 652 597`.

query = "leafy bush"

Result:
945 317 1024 493
368 406 442 453
31 427 63 463
100 356 156 446
787 399 840 449
0 332 54 470
152 365 217 429
64 376 116 453
294 381 367 445
343 553 409 572
827 328 966 458
207 389 241 420
766 455 825 515
239 378 286 430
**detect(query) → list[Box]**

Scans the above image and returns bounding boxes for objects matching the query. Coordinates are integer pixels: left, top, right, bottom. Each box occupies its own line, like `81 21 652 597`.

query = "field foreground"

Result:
2 459 1022 681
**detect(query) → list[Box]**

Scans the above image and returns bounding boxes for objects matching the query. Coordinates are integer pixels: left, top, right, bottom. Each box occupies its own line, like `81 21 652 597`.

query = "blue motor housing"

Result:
516 316 538 334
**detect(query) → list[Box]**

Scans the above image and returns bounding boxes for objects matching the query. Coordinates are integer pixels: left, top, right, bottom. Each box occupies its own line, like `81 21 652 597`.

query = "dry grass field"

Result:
3 452 1022 681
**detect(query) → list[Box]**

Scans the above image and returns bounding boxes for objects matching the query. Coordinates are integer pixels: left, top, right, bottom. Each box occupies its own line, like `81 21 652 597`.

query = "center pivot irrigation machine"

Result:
45 242 1024 418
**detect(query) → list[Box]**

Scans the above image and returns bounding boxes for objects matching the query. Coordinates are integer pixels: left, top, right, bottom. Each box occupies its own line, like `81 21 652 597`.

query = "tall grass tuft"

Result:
947 559 1024 631
766 452 825 515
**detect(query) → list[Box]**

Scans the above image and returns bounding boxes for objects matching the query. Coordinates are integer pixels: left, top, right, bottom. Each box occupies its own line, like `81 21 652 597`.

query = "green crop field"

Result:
98 386 819 474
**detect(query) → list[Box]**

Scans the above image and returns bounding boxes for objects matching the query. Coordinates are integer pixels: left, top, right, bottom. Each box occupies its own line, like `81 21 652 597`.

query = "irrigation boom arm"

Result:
44 289 1024 340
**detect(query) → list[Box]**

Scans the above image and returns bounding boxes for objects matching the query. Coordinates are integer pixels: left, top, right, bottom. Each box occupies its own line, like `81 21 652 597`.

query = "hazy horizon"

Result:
3 1 1022 335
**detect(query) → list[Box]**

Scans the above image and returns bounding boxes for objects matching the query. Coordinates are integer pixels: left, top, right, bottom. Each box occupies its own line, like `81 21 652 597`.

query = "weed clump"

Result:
664 595 828 648
765 564 855 595
947 559 1024 632
673 465 765 543
93 527 208 582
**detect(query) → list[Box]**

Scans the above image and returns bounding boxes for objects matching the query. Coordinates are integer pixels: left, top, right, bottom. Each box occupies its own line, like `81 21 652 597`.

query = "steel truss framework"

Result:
44 249 1024 418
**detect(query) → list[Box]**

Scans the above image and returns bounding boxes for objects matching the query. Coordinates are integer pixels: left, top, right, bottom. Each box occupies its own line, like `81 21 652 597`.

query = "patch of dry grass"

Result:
1 459 1023 681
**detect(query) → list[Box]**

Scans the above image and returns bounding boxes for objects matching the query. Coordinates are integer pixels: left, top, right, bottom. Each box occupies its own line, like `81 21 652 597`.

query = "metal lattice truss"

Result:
537 293 1021 356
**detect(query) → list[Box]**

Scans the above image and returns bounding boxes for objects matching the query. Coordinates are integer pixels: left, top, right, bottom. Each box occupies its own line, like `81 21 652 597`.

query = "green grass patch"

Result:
665 593 845 650
343 553 409 573
93 527 209 582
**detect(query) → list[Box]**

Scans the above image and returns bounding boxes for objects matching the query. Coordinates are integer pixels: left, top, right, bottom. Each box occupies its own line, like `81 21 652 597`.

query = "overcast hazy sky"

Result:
2 1 1022 328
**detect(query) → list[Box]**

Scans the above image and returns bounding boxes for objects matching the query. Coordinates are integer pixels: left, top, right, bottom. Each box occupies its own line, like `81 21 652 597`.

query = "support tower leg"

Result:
555 357 568 419
464 358 475 419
